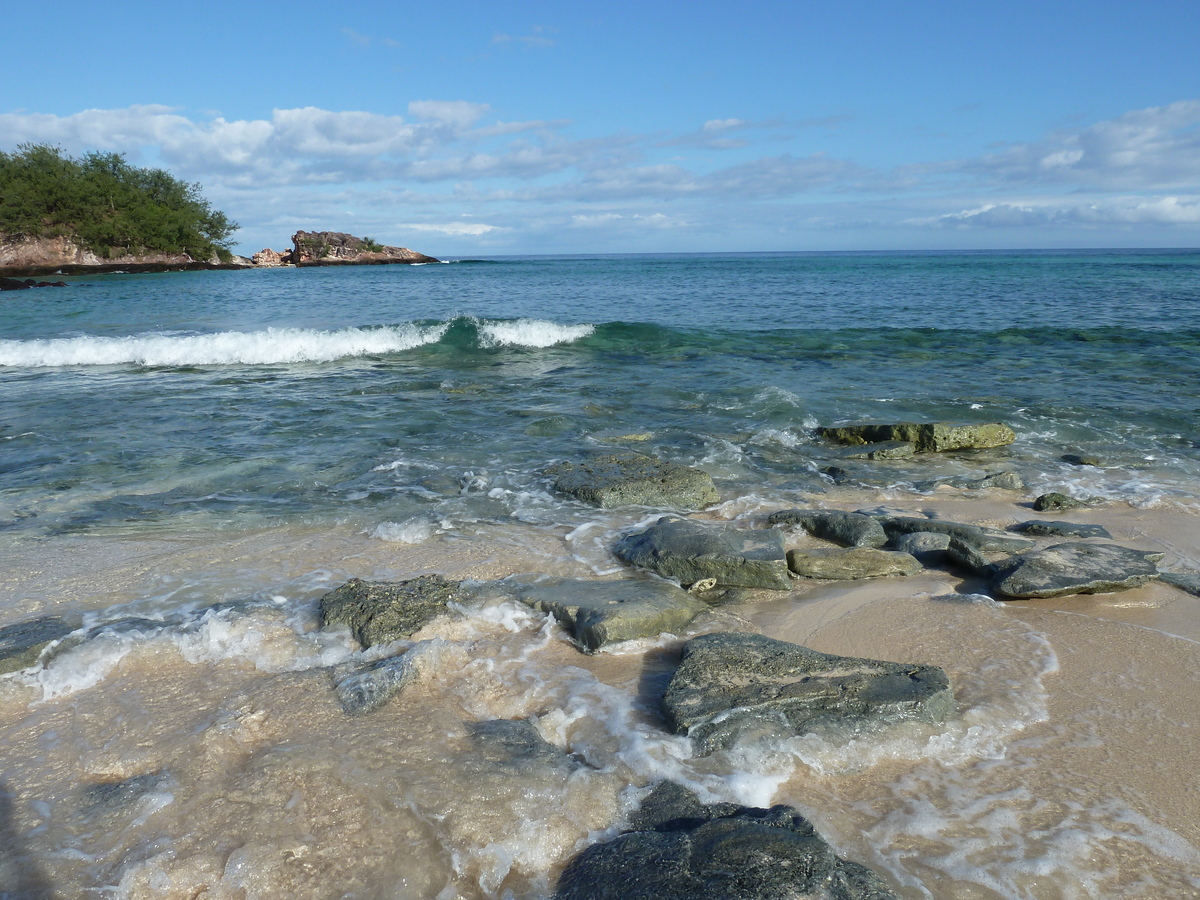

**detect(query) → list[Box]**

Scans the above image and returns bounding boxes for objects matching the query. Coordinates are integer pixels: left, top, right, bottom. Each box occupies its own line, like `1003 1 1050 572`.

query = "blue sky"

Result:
2 0 1199 255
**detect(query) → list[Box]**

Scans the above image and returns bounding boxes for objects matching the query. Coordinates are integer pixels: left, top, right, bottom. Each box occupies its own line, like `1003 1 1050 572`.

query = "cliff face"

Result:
0 233 252 275
292 231 439 266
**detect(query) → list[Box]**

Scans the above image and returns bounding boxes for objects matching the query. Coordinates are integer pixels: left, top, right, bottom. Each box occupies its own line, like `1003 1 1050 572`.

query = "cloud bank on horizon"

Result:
1 2 1197 255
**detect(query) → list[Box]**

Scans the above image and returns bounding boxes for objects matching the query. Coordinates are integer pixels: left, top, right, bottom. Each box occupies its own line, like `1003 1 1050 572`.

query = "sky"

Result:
2 0 1199 256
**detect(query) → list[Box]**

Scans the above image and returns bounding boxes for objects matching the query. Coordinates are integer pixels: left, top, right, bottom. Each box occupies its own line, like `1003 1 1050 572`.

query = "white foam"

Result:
476 319 594 348
371 519 437 544
0 323 449 368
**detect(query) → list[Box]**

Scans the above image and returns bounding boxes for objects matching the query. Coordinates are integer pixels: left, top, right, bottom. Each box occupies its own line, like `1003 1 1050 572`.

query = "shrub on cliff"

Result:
0 144 238 262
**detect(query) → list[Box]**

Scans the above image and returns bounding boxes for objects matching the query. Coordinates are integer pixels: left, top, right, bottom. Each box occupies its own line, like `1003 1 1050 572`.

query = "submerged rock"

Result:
334 643 441 714
614 517 791 591
465 719 577 776
548 454 719 509
1159 570 1200 597
839 440 915 460
786 547 922 580
991 542 1163 598
1011 520 1112 539
663 632 953 755
555 781 899 900
516 578 708 651
80 773 170 816
818 421 1016 453
767 509 888 548
1063 453 1104 467
0 616 75 674
319 575 463 647
875 515 1033 554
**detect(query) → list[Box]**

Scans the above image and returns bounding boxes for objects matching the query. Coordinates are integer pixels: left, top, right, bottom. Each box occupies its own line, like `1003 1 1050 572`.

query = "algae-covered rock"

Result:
1011 520 1112 539
516 578 708 651
555 782 899 900
614 517 791 591
548 454 719 509
839 440 915 460
663 632 953 755
767 509 888 548
818 422 1016 452
319 575 463 647
876 515 1033 553
991 542 1162 598
1033 492 1102 512
786 547 922 580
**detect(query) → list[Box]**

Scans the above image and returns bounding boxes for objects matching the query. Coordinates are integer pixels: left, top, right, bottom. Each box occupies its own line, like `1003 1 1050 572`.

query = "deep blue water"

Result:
3 250 1199 537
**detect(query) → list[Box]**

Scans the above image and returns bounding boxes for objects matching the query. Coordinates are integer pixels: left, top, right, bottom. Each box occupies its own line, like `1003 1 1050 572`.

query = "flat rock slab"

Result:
1160 571 1200 597
516 578 708 651
876 516 1033 554
548 454 719 509
786 547 922 580
839 440 915 460
818 421 1016 453
1011 520 1112 539
0 616 75 675
555 781 898 900
320 575 464 647
991 542 1163 599
615 517 791 591
663 632 953 755
767 509 888 548
890 531 952 562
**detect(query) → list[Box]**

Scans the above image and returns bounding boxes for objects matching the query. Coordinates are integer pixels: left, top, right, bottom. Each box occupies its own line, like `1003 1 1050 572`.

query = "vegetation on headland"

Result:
0 144 238 262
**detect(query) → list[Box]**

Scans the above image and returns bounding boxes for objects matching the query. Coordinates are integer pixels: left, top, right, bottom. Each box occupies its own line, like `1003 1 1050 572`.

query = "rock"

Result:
555 782 899 900
991 542 1163 598
1011 520 1112 539
548 454 719 509
767 509 888 548
821 465 851 483
515 578 708 651
614 517 791 591
292 231 438 266
1033 492 1101 511
466 719 576 775
876 516 1034 553
1063 453 1104 467
839 440 915 460
662 632 954 755
818 422 1016 453
1159 571 1200 597
0 616 76 674
334 643 440 714
945 538 1012 576
786 548 921 580
889 531 951 563
80 773 169 816
958 470 1025 491
319 575 463 647
251 248 293 267
0 276 68 290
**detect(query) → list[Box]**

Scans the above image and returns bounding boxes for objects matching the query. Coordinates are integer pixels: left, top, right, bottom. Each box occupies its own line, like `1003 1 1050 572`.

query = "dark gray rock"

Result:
80 774 169 816
615 517 791 591
786 548 922 580
839 440 915 460
663 632 954 755
767 509 888 548
548 454 719 509
1011 520 1112 539
945 538 1012 576
889 531 952 564
1159 571 1200 597
818 422 1016 453
319 575 463 648
991 542 1163 599
878 516 1034 554
1033 492 1102 512
466 719 576 775
516 578 708 651
1063 453 1104 467
0 617 75 674
555 782 898 900
334 646 435 714
821 465 851 483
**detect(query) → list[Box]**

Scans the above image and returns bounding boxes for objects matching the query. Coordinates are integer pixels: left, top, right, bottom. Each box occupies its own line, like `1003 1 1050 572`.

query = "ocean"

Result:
1 250 1199 898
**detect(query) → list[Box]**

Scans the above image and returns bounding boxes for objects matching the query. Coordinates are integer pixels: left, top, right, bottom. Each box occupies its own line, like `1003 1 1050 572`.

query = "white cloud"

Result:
397 222 501 236
916 195 1200 229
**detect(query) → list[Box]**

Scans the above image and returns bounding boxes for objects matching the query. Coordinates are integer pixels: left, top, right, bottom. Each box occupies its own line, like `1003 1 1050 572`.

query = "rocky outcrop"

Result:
0 616 76 675
990 542 1162 598
664 632 953 755
291 231 439 266
514 578 708 651
251 248 294 267
319 575 463 647
0 232 252 275
767 509 888 548
555 781 899 900
786 547 922 580
548 454 720 510
615 517 792 591
819 422 1016 453
1 276 67 290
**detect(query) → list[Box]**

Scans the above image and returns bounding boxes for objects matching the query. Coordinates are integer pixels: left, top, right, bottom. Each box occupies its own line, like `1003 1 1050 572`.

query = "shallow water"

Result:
2 252 1200 898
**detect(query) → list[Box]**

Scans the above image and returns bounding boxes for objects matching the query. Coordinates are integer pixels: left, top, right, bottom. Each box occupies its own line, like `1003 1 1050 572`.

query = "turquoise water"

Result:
3 249 1200 538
